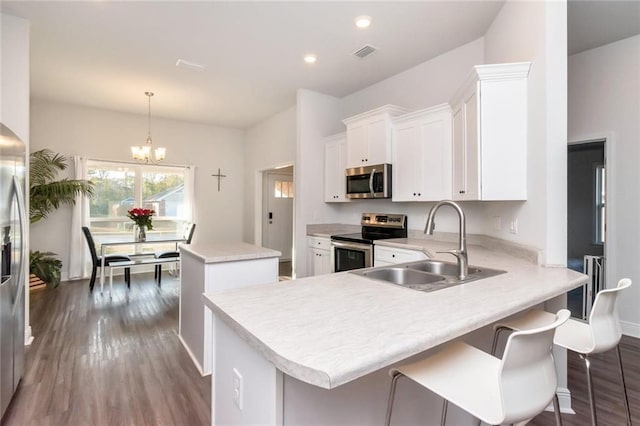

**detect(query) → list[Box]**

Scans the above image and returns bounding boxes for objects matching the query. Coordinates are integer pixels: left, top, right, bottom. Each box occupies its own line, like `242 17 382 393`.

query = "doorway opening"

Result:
567 139 606 319
261 166 294 281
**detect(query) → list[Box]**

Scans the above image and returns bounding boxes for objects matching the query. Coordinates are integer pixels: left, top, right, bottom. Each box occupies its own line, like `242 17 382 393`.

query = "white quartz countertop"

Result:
306 223 361 238
180 242 280 264
203 242 587 390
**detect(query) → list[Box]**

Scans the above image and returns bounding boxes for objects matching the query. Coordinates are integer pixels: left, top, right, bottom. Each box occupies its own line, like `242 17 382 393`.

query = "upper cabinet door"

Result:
365 116 390 166
449 62 531 201
345 123 367 168
343 105 410 169
324 133 350 203
392 104 452 202
392 119 420 201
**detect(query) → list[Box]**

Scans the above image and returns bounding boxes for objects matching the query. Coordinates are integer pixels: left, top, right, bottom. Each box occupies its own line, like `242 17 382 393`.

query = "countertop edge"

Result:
203 273 587 389
202 292 333 388
180 243 281 264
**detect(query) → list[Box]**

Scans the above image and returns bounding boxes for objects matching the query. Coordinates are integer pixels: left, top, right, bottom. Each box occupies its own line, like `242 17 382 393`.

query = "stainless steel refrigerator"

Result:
0 123 26 418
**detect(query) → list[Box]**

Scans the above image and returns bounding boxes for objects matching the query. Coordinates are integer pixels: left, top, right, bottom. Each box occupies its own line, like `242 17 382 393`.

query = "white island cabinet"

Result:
179 242 280 376
203 240 587 426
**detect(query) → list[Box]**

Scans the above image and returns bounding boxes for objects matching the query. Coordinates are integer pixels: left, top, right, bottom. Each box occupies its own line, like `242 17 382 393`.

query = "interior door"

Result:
263 172 293 260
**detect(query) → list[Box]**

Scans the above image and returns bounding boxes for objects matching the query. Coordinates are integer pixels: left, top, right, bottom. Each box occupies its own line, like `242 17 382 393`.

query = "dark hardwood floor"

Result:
3 272 639 425
2 273 210 426
531 335 640 425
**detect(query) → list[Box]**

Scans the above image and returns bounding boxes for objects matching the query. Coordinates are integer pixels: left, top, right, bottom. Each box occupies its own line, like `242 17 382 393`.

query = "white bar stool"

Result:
385 309 570 426
492 278 632 426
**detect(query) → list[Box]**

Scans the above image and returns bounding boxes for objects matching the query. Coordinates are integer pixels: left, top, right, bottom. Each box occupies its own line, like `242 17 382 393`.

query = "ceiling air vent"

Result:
353 44 377 59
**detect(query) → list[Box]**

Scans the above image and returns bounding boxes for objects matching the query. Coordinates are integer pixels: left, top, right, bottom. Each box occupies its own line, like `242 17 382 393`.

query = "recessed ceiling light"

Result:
304 54 317 64
355 15 372 29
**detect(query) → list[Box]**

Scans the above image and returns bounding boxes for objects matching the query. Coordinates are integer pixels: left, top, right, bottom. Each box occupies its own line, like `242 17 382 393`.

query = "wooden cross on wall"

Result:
211 168 227 192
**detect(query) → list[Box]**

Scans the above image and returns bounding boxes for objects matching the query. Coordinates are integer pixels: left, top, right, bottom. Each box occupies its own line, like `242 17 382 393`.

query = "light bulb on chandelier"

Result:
131 91 166 163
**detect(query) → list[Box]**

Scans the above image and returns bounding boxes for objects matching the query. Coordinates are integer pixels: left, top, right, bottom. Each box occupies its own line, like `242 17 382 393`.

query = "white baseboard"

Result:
177 332 209 377
621 320 640 338
544 387 575 414
25 325 34 346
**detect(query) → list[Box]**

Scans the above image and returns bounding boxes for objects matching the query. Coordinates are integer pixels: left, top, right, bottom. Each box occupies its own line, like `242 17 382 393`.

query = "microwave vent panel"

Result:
353 44 377 59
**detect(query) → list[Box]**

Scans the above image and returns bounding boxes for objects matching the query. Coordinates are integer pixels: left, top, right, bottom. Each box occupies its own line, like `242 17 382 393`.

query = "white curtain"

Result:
184 165 196 224
68 156 91 279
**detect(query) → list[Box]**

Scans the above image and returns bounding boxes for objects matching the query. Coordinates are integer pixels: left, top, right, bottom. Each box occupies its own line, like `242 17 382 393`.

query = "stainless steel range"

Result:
330 213 407 273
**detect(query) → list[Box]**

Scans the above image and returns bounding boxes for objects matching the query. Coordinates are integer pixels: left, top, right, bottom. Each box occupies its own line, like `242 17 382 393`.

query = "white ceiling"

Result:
1 1 505 128
568 0 640 55
2 1 639 129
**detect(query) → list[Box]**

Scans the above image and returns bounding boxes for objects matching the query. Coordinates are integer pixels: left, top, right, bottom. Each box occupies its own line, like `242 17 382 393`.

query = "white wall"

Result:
482 0 568 266
29 99 245 280
1 13 31 344
1 14 30 141
568 35 640 335
295 90 343 277
341 38 485 118
243 106 296 244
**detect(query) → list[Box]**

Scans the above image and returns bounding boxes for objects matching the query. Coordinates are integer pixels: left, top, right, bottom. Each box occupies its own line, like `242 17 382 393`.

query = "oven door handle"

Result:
369 168 376 197
331 241 372 250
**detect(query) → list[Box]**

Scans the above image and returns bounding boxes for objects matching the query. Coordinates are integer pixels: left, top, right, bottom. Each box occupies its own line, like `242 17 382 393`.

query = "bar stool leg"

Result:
615 345 632 426
109 267 113 299
385 372 403 426
580 354 597 426
552 393 563 426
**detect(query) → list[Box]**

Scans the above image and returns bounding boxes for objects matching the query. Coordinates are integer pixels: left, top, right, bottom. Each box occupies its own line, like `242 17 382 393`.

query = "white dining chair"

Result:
385 309 571 426
492 278 632 426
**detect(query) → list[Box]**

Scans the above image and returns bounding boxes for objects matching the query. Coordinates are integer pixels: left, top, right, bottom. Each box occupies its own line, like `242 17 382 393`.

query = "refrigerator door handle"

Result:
11 176 26 316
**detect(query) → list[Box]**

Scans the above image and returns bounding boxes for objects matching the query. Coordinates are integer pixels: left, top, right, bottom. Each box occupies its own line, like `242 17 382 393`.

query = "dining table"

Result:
95 233 187 290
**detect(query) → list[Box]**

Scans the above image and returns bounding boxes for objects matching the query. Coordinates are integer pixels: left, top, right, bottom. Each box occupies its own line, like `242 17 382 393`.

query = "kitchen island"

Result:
179 242 280 376
203 239 587 425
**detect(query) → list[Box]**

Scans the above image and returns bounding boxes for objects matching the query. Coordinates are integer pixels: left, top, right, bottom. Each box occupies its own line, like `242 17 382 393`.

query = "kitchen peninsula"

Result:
203 238 587 425
179 242 280 376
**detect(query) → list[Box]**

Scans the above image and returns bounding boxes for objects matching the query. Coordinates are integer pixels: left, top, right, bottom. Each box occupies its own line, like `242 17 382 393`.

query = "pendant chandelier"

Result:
131 91 166 163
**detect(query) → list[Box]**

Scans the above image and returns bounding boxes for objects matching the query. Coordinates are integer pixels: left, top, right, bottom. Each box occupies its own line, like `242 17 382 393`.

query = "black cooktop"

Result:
331 213 408 244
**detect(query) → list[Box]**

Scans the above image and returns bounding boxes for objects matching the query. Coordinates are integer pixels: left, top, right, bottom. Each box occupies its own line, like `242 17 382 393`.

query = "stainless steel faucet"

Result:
424 200 468 280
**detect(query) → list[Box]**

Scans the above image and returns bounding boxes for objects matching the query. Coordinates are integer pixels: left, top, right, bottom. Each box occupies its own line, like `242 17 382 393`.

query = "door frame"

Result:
568 131 615 289
254 162 295 267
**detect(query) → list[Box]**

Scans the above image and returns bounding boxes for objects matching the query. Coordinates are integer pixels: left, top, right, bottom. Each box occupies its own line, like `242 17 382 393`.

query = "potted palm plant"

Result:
29 149 95 287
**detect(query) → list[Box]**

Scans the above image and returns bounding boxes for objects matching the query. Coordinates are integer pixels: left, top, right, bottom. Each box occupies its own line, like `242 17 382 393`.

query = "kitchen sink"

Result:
358 268 446 285
407 260 481 276
352 259 506 292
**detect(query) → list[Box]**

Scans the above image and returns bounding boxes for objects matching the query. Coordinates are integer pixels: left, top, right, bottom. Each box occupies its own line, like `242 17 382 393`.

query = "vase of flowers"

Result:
127 208 155 242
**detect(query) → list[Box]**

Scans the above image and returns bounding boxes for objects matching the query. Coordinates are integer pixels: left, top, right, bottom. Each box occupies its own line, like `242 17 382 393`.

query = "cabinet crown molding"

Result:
474 61 531 81
324 132 346 142
342 104 411 125
391 103 451 124
449 61 531 107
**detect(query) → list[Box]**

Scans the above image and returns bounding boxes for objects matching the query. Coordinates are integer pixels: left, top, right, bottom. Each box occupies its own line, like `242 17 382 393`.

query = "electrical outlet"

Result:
493 216 502 231
510 219 518 235
233 368 243 410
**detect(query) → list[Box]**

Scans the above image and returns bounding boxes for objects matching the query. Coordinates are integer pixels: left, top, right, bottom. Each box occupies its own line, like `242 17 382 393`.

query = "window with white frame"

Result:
87 160 192 253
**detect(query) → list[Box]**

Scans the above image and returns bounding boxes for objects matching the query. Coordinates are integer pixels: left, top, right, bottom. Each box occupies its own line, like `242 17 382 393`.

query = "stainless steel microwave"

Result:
345 164 392 199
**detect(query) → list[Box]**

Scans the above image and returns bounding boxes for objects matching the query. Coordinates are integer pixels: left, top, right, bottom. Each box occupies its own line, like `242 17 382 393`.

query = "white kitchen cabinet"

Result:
392 104 452 201
343 105 410 169
449 62 531 201
307 236 331 276
374 245 428 267
324 133 349 203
